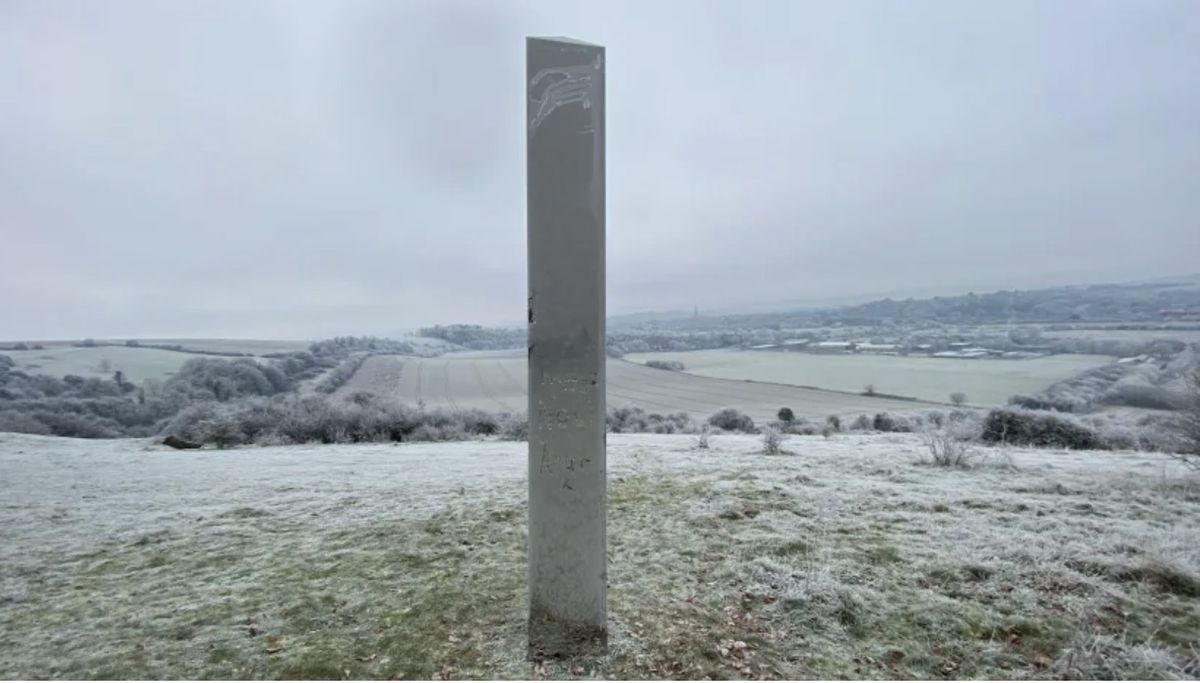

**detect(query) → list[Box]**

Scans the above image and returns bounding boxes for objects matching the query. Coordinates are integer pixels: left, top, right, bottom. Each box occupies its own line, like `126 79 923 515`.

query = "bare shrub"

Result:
762 426 785 455
1099 414 1176 454
161 396 519 447
1104 379 1184 410
644 360 685 372
981 408 1107 450
695 427 711 450
607 405 649 433
948 408 975 424
499 413 528 441
708 407 755 433
32 410 124 438
850 414 871 431
1008 394 1077 412
872 412 911 432
164 357 291 402
777 417 815 435
920 426 976 468
825 414 841 432
608 406 694 433
255 431 294 447
654 411 695 434
950 392 967 406
203 418 245 449
0 410 51 435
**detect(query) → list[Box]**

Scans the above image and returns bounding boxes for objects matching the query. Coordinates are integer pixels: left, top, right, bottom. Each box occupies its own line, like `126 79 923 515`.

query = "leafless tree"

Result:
921 425 977 468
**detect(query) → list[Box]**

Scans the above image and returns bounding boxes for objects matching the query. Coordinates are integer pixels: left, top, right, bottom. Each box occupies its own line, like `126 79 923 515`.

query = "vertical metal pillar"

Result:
526 36 606 656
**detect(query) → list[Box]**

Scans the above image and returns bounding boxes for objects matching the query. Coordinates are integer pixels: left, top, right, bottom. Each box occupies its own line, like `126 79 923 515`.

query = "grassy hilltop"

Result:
1 432 1197 679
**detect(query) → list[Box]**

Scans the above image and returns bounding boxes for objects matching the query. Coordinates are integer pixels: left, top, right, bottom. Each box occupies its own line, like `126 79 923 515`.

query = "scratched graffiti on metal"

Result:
528 56 601 134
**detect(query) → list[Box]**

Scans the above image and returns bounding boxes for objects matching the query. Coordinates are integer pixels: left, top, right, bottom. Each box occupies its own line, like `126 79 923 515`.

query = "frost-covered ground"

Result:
1 432 1198 679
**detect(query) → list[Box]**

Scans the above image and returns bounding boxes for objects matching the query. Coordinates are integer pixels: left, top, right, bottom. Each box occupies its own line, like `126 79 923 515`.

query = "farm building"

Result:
1001 351 1044 359
809 341 854 353
933 347 999 359
855 343 898 354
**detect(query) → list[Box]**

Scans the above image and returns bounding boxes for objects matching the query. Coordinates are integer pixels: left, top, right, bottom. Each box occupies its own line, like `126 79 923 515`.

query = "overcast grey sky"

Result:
2 0 1198 340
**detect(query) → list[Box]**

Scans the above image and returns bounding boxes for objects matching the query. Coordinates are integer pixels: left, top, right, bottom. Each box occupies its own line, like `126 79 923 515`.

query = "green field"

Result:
134 339 312 355
9 338 312 355
1 339 317 384
336 354 941 423
625 350 1114 406
2 346 202 383
2 339 1119 412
